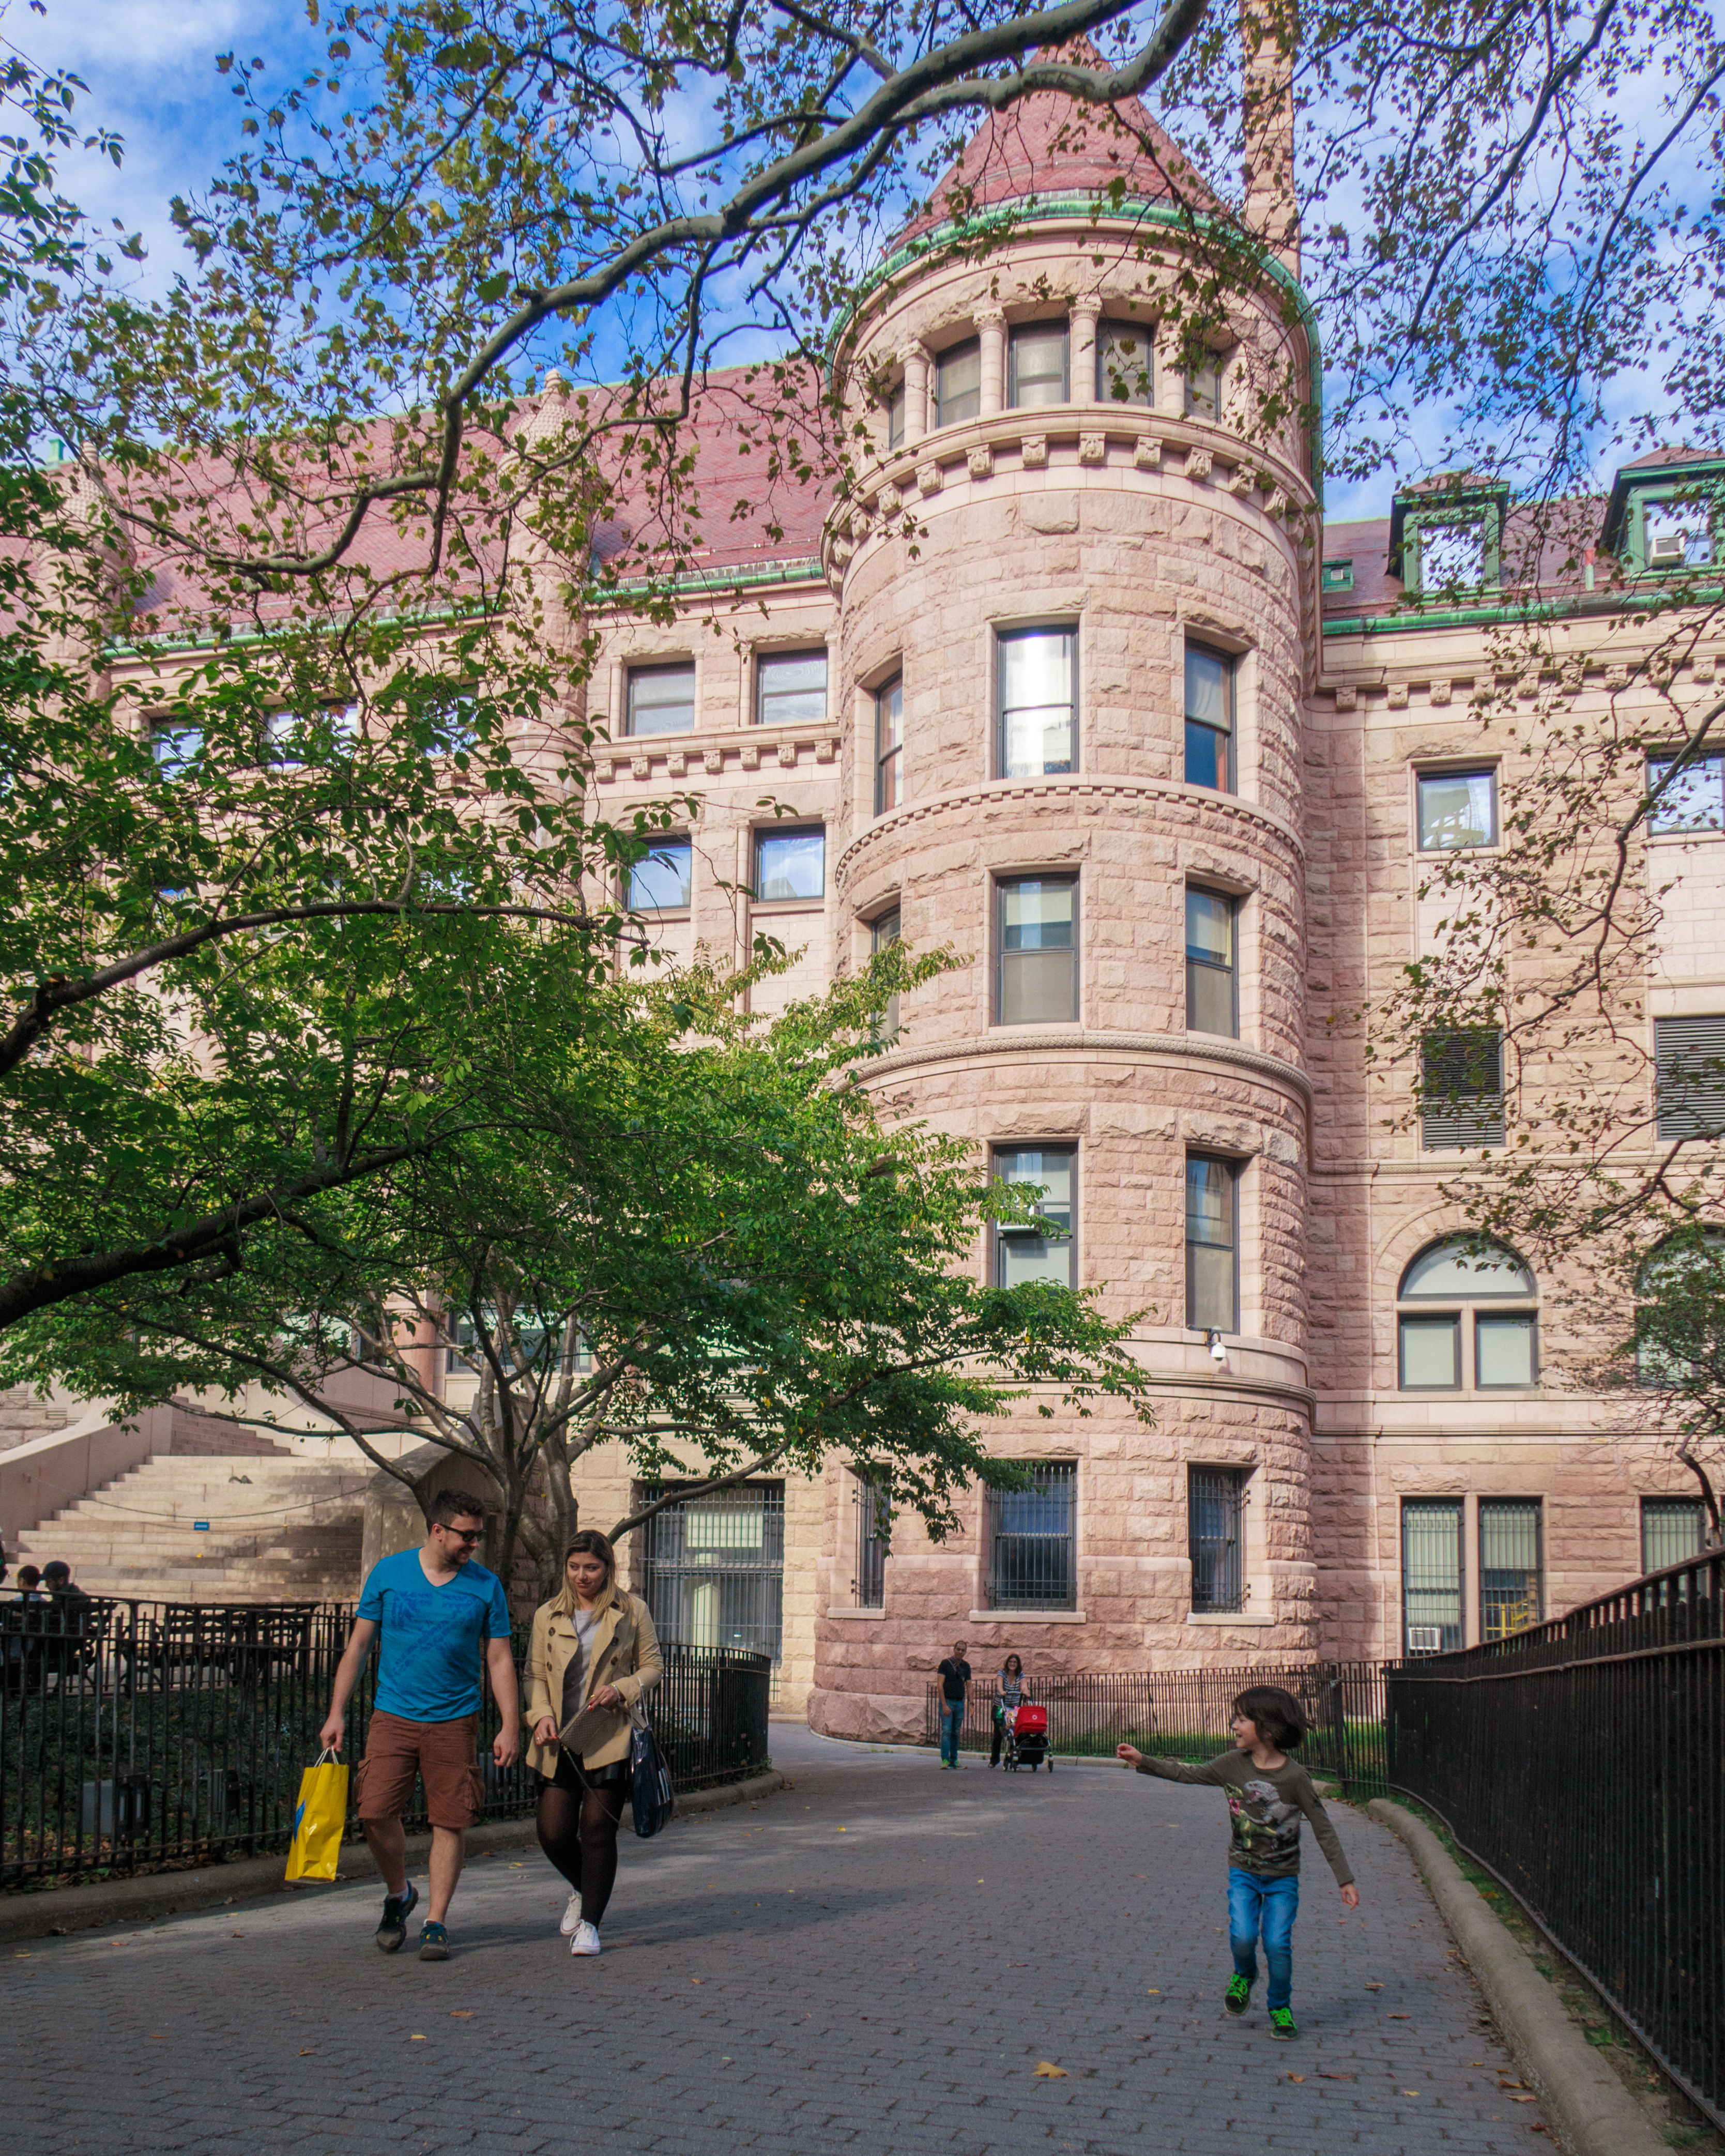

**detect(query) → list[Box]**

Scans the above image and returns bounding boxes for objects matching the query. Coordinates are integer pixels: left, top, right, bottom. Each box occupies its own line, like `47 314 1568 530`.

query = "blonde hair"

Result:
546 1529 619 1618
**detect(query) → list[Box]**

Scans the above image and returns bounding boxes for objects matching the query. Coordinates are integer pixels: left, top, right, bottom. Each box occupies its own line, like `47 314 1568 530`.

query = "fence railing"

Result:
1 1595 771 1888
924 1663 1389 1797
1386 1547 1723 2132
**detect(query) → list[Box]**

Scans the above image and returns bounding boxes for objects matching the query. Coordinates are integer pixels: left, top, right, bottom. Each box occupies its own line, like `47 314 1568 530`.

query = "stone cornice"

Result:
857 1024 1312 1104
835 776 1304 879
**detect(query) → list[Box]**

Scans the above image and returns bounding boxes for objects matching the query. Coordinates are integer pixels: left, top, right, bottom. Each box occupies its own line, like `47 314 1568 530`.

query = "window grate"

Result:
1188 1466 1244 1612
1640 1496 1708 1576
1421 1028 1505 1149
988 1461 1076 1610
1654 1015 1725 1139
636 1482 786 1671
855 1474 889 1609
1479 1499 1541 1642
1403 1497 1463 1654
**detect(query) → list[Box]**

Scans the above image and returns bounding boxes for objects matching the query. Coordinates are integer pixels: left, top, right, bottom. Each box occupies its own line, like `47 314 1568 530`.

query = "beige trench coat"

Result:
522 1587 663 1775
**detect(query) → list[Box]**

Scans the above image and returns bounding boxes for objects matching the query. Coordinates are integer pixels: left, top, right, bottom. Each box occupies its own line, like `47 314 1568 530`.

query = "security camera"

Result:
1206 1328 1228 1363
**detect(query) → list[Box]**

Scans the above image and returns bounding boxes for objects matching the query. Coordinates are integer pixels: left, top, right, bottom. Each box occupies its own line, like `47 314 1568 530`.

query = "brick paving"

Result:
3 1730 1551 2154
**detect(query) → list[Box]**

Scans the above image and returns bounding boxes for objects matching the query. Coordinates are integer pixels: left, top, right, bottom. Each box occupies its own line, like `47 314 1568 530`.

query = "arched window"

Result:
1634 1230 1725 1384
1397 1237 1537 1391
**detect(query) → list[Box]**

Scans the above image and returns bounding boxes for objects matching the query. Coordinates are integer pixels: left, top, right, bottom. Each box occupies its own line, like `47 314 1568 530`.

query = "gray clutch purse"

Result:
557 1699 625 1757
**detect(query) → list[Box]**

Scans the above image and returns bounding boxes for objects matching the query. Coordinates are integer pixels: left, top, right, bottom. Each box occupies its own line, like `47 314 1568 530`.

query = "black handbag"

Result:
629 1706 675 1838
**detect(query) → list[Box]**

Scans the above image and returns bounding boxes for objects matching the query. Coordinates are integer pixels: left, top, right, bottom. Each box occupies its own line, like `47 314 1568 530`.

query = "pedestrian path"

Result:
3 1734 1548 2153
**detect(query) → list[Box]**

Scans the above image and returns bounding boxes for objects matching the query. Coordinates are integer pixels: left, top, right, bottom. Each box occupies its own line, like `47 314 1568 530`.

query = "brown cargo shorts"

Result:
355 1710 485 1831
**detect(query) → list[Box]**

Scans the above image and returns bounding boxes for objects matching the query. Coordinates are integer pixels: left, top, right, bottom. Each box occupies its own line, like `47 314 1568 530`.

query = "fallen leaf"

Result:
1033 2062 1068 2079
1364 1982 1383 1991
1531 2124 1548 2134
230 1931 245 1938
692 1978 703 1985
1146 1988 1161 1995
449 2012 474 2020
1500 2079 1525 2090
1509 2094 1537 2104
298 2049 315 2056
1389 2012 1412 2019
1286 2072 1306 2083
410 2035 426 2042
1402 2090 1419 2098
1318 2073 1355 2082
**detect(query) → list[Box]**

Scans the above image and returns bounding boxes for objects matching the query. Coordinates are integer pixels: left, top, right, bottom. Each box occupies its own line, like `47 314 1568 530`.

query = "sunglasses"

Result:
442 1526 485 1544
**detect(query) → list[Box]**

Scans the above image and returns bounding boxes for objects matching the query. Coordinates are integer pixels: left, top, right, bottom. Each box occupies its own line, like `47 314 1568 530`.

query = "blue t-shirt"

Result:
357 1550 513 1723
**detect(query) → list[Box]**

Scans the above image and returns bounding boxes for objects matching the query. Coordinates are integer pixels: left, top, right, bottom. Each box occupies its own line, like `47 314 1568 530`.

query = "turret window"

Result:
1185 358 1222 419
1184 643 1235 791
933 339 981 427
998 626 1076 777
874 675 904 813
1009 322 1069 408
1186 889 1239 1037
996 876 1077 1025
886 379 906 451
1096 319 1153 405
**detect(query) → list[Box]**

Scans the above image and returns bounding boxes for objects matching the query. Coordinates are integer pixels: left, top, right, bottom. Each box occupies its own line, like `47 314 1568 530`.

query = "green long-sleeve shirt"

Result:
1134 1748 1355 1886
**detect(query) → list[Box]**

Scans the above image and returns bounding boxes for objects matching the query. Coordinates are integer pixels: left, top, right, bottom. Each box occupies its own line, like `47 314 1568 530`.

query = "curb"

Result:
1367 1799 1667 2156
0 1769 785 1946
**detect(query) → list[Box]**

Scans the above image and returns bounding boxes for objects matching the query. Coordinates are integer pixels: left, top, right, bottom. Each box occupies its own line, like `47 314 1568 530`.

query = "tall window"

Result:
988 1461 1077 1610
626 662 696 736
872 907 902 1039
1186 1154 1238 1332
1641 1496 1709 1574
1411 519 1487 592
1636 1230 1725 1382
855 1473 890 1608
1186 889 1238 1037
874 675 904 813
1184 644 1234 791
1397 1237 1537 1391
1421 1027 1505 1148
1096 319 1153 404
886 380 906 452
637 1482 786 1672
1008 321 1068 407
998 626 1077 777
757 650 827 728
753 826 825 901
1188 1466 1245 1613
1402 1497 1463 1654
1647 751 1725 835
1417 769 1498 851
1655 1016 1725 1139
933 338 981 426
628 837 692 912
1185 358 1220 418
150 720 203 778
996 877 1077 1025
1479 1499 1541 1641
993 1146 1075 1289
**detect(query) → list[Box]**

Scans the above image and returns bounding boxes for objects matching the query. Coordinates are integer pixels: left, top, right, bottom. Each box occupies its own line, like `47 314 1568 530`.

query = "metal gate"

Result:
636 1482 785 1688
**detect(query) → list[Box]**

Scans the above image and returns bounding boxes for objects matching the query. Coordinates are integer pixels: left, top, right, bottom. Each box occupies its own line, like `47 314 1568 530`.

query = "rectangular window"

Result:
1095 319 1153 405
1402 1497 1463 1654
150 721 203 779
1417 768 1498 851
1399 1312 1461 1389
1648 752 1725 835
856 1473 889 1608
933 339 981 427
753 825 825 902
1421 1028 1505 1149
1008 320 1068 408
999 626 1076 778
988 1460 1077 1611
1320 559 1354 593
1184 644 1234 791
1188 1465 1245 1613
886 380 906 452
1479 1499 1541 1641
872 907 902 1039
1186 888 1238 1037
874 675 904 813
637 1481 786 1669
628 837 692 912
1415 521 1486 591
1641 1495 1708 1574
1654 1015 1725 1140
757 650 827 728
1185 1154 1238 1332
1476 1312 1537 1388
1643 502 1714 569
994 1145 1075 1290
626 662 696 737
996 876 1077 1025
1185 359 1220 418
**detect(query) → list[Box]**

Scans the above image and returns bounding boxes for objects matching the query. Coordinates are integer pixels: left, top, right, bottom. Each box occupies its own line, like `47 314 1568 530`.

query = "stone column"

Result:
977 306 1007 416
1070 297 1101 405
900 342 930 446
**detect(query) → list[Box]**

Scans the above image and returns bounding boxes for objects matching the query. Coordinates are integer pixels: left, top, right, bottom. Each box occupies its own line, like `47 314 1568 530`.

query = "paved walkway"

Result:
6 1729 1549 2154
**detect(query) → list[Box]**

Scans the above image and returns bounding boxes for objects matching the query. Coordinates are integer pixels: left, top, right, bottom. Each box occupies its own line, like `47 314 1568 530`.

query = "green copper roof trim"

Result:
598 557 826 601
1322 582 1725 635
106 600 471 661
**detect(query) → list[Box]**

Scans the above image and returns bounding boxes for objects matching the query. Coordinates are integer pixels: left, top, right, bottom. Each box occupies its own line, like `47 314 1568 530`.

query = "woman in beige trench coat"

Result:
523 1528 663 1956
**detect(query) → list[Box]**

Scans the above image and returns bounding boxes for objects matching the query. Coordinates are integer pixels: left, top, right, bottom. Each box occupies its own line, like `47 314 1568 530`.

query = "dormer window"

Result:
1601 454 1725 574
1416 522 1485 590
1390 476 1507 598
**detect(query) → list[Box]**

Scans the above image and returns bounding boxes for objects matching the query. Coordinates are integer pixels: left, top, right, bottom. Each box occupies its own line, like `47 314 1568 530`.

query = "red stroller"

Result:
1003 1701 1051 1772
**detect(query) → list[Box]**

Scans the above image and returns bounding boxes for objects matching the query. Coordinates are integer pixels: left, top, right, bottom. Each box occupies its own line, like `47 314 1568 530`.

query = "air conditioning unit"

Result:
1407 1626 1443 1654
1651 532 1686 564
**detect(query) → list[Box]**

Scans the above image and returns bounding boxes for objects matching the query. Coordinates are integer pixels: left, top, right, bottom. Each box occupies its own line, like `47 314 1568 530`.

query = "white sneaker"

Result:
559 1891 583 1937
569 1919 602 1957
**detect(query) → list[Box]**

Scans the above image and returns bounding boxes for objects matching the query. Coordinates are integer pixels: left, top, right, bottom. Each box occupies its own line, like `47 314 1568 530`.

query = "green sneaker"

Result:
1268 2007 1299 2041
373 1880 418 1953
1224 1974 1253 2015
418 1919 450 1962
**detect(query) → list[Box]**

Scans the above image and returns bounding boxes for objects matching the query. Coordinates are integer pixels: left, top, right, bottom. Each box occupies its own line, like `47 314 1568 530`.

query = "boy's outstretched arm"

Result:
1293 1771 1361 1906
1115 1743 1229 1785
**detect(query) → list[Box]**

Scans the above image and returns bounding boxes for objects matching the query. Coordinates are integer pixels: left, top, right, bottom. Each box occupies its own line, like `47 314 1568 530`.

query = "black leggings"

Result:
535 1766 628 1925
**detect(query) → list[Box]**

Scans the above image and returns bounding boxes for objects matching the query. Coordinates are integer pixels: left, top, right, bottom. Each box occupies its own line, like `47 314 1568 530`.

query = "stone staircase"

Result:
12 1452 370 1603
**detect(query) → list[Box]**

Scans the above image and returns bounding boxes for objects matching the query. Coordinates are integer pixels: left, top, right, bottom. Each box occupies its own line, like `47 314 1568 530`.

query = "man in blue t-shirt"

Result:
320 1489 520 1961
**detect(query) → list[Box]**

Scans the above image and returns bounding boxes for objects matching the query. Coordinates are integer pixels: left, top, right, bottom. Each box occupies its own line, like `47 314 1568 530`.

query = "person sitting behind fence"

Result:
12 1565 43 1602
523 1529 663 1960
40 1561 90 1610
1117 1685 1360 2044
989 1655 1031 1768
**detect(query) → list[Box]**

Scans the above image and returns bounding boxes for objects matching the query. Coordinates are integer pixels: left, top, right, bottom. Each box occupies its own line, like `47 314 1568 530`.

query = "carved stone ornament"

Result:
832 537 855 565
631 754 651 779
1695 655 1717 684
1226 464 1255 496
666 751 687 777
815 738 837 764
967 444 993 480
1133 435 1162 471
1605 664 1629 691
1334 685 1357 712
1078 434 1106 467
1429 679 1452 707
740 744 761 770
1021 435 1049 469
703 748 723 774
915 461 943 495
593 757 614 782
879 483 902 517
778 742 799 769
1185 447 1213 481
1266 489 1289 520
1386 683 1409 710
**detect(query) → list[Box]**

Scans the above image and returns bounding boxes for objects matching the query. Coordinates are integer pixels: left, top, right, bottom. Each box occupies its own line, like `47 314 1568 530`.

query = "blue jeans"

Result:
939 1701 965 1764
1228 1869 1300 2010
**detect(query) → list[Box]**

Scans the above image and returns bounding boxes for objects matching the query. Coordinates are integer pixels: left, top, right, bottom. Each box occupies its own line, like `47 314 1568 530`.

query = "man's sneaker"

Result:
374 1881 418 1953
1224 1974 1253 2016
569 1919 601 1957
1268 2007 1299 2041
559 1890 584 1937
418 1920 450 1962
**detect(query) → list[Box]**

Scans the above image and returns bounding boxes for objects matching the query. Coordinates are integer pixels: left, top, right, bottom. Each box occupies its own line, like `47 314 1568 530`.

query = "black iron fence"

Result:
2 1595 771 1888
1387 1547 1723 2132
925 1662 1389 1797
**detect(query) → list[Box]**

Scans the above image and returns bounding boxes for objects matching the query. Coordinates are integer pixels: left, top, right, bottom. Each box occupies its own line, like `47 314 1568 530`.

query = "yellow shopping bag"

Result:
284 1750 349 1883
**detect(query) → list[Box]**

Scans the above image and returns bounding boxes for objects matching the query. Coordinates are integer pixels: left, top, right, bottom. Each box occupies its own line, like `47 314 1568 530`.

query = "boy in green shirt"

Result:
1118 1684 1361 2040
